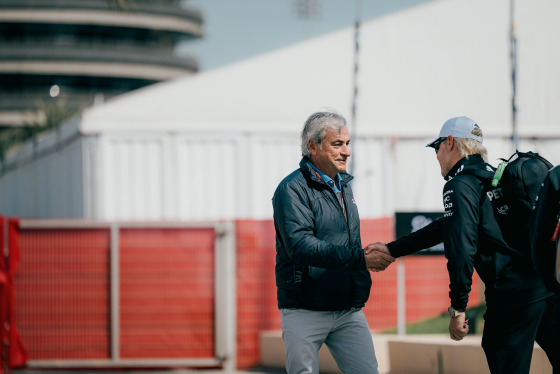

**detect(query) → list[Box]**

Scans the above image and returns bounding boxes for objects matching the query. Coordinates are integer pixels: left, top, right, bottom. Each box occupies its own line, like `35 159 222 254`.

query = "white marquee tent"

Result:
1 0 560 220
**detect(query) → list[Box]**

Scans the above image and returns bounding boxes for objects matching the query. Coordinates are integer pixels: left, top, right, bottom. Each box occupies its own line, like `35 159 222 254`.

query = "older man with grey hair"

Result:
273 110 394 373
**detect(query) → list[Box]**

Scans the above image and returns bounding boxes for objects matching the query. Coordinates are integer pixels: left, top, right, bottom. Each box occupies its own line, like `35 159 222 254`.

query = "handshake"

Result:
363 242 395 272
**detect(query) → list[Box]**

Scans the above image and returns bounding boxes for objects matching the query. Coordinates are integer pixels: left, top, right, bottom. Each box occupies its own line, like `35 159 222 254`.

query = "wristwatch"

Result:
448 306 465 318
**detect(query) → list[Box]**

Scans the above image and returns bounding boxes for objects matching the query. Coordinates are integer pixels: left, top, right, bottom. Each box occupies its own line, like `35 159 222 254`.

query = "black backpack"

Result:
481 151 553 256
529 165 560 290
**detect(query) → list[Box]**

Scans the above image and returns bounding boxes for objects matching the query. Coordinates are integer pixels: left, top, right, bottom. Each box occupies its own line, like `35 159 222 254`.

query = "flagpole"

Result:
349 0 361 177
510 0 519 151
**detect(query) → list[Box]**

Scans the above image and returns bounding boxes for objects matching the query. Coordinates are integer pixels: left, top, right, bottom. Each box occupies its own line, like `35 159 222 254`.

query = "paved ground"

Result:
13 369 286 374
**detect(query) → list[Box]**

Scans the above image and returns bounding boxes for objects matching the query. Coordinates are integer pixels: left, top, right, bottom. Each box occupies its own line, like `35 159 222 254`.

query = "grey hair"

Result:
300 111 347 157
454 125 488 162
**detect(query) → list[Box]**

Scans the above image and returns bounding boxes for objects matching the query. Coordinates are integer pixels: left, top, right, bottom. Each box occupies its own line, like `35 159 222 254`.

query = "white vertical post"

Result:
110 224 120 361
215 221 236 371
397 258 406 335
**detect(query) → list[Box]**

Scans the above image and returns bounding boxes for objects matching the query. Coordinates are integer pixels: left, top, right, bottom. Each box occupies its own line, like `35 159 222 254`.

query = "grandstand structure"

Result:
0 0 203 128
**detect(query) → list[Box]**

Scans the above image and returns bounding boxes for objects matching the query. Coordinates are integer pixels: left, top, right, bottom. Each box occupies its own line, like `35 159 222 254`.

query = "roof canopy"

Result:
80 0 560 138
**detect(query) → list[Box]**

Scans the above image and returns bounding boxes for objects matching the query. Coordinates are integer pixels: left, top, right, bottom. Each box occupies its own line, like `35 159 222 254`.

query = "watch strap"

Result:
448 306 466 318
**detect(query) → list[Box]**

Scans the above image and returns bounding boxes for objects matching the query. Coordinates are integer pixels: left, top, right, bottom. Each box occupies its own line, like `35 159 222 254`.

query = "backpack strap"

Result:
457 168 496 214
516 151 554 169
457 166 495 193
458 167 522 257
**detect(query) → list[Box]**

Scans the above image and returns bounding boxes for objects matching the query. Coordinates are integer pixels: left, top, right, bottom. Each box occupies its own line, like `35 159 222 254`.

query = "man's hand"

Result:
363 243 395 272
364 242 390 255
449 314 469 341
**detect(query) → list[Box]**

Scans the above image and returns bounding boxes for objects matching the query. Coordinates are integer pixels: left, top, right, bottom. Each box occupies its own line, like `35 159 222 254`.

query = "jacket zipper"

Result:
312 171 352 242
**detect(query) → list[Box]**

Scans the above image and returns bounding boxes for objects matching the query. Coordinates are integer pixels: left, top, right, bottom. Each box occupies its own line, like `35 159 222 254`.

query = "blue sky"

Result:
180 0 433 71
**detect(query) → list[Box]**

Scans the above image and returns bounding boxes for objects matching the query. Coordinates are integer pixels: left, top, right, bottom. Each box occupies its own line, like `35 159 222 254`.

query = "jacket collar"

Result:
300 157 354 186
445 154 487 181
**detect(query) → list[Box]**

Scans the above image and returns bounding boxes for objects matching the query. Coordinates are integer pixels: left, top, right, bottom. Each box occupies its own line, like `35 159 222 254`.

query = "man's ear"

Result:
447 135 454 150
308 139 317 155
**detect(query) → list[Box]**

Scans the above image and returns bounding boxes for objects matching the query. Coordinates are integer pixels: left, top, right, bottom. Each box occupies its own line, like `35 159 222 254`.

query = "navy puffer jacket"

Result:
273 158 371 311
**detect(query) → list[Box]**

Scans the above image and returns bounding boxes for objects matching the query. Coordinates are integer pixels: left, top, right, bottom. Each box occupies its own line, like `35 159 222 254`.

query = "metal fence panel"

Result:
13 220 233 369
15 228 111 359
119 227 215 359
8 218 482 370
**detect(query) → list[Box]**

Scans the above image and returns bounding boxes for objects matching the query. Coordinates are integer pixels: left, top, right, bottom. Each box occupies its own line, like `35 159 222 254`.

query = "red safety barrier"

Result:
7 217 481 370
360 217 482 328
0 215 5 372
14 225 217 362
1 218 29 371
119 228 215 359
15 226 111 359
235 220 280 368
235 218 481 368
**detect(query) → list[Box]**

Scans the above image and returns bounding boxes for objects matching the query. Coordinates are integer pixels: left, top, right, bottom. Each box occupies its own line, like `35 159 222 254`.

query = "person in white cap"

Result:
366 116 558 374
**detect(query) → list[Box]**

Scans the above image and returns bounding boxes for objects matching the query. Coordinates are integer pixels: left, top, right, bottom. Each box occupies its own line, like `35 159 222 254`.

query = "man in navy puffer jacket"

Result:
273 111 394 374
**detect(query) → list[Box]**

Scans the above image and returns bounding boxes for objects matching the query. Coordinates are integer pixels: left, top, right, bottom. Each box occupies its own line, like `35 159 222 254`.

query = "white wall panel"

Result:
82 135 100 218
100 135 165 220
176 134 239 220
92 132 560 221
518 139 560 166
248 133 301 220
0 134 83 218
40 140 83 217
348 137 392 217
245 133 395 220
2 127 559 221
381 137 444 213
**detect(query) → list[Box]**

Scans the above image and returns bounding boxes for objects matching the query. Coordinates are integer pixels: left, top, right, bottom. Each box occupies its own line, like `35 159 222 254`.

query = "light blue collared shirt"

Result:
307 161 342 193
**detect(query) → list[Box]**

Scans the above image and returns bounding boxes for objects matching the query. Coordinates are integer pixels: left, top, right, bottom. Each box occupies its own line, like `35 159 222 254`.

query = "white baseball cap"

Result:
426 116 483 148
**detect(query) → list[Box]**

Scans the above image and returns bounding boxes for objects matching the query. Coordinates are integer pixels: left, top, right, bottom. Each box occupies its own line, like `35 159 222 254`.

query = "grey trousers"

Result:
279 308 379 374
